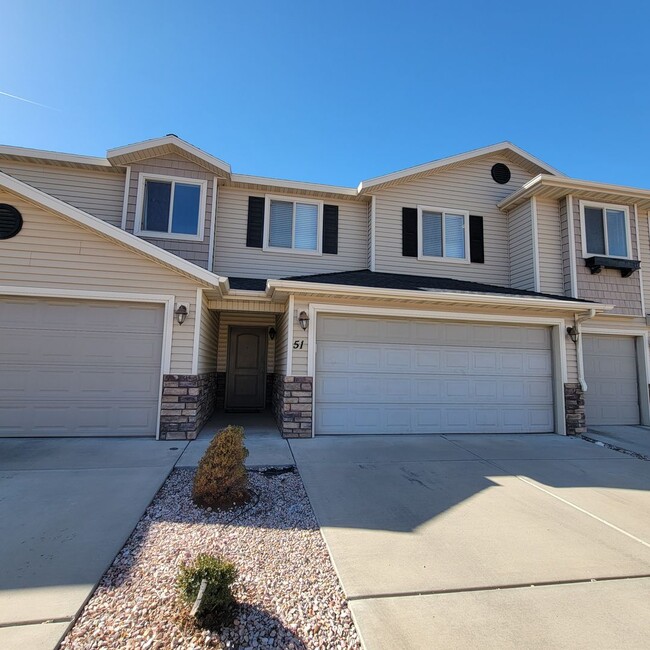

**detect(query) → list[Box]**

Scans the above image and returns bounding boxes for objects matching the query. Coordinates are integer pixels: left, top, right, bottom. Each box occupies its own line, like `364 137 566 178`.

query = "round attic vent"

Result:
0 204 23 240
491 163 511 184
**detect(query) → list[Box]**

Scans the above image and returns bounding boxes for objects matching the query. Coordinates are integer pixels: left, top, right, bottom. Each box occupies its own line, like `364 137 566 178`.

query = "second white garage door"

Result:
0 296 164 437
583 334 640 426
315 315 555 435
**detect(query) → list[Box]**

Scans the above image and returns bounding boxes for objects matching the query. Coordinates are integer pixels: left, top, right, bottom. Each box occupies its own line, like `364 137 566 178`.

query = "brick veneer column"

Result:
160 373 218 440
272 375 312 438
564 383 586 436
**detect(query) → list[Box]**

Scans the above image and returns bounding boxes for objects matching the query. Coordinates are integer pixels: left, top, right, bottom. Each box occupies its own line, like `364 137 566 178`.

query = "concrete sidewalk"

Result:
290 434 650 649
0 438 186 650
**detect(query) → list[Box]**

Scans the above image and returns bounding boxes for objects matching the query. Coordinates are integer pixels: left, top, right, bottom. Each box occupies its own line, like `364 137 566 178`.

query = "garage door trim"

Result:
581 326 650 426
0 285 176 439
307 303 568 437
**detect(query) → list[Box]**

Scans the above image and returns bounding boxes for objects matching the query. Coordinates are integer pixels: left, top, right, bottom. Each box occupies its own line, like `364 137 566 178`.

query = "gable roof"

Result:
107 135 231 178
0 170 226 291
357 142 566 194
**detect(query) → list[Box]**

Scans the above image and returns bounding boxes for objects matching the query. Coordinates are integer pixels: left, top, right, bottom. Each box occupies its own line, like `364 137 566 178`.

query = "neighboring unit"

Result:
1 136 649 440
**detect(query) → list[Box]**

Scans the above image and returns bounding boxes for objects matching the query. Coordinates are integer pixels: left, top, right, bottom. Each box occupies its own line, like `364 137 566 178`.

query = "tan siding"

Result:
125 154 215 269
213 187 369 278
0 161 125 227
367 199 373 269
536 197 564 295
373 154 536 284
274 308 289 375
290 300 310 376
508 200 535 291
0 192 201 373
216 312 276 373
563 319 579 384
636 209 650 313
559 197 573 296
573 198 643 315
197 298 219 374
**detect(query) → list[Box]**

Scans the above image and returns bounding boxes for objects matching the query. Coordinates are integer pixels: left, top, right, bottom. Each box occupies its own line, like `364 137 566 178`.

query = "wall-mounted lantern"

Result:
298 311 310 330
174 303 189 325
566 326 579 344
269 327 277 340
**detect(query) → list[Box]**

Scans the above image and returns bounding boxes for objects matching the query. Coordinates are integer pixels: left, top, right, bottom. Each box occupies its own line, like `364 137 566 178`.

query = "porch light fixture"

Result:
566 326 579 344
298 311 310 330
269 327 276 340
174 303 189 325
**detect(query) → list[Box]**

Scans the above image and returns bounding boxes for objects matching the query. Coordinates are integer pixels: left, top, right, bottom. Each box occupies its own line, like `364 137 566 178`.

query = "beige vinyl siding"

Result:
508 200 535 291
573 197 643 316
367 199 373 269
290 300 310 376
636 208 650 314
197 297 219 374
0 161 125 227
559 197 574 296
0 193 202 373
372 154 535 284
213 187 369 279
216 312 276 373
536 197 564 295
274 308 289 375
125 154 215 269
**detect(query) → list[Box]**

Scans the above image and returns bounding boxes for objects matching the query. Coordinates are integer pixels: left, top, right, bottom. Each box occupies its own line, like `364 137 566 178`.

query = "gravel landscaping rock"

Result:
61 468 359 649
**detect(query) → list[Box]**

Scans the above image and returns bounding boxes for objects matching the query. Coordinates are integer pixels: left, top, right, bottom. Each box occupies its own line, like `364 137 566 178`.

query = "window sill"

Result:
136 230 203 242
417 254 470 265
262 245 322 257
585 256 640 277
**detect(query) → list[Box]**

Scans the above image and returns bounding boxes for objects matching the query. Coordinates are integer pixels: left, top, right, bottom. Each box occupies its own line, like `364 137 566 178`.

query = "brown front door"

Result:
225 327 267 411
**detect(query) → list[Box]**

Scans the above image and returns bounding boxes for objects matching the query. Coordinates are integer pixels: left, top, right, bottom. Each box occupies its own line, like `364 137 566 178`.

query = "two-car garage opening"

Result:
0 296 164 437
314 314 556 435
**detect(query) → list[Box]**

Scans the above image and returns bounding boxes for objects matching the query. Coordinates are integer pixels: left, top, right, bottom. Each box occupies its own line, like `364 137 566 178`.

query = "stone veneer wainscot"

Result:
272 375 313 438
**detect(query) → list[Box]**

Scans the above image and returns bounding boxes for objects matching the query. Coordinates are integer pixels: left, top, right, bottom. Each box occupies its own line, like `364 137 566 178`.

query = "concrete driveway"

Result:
0 437 185 650
290 434 650 649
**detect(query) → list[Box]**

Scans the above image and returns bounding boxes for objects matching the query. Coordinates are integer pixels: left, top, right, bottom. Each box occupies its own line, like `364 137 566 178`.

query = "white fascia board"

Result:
0 144 112 167
0 170 225 290
106 135 231 174
499 174 650 211
357 142 566 193
231 173 358 197
267 279 613 312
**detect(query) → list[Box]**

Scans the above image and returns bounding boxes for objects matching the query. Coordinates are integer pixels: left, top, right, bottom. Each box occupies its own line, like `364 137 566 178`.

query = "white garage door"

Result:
583 334 640 426
315 315 555 434
0 296 164 437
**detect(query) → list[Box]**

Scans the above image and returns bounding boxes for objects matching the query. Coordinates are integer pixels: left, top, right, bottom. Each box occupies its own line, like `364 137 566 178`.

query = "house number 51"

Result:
293 340 304 349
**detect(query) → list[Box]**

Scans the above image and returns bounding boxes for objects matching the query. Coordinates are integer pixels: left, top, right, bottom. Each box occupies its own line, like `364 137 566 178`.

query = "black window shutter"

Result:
322 204 339 254
246 196 265 248
402 207 418 257
469 215 484 263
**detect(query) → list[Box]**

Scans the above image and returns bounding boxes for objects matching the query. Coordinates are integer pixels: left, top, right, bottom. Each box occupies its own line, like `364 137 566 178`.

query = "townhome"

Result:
1 136 648 441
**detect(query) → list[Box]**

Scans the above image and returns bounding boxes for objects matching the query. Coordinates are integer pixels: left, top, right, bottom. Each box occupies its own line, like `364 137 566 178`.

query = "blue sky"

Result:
1 1 649 186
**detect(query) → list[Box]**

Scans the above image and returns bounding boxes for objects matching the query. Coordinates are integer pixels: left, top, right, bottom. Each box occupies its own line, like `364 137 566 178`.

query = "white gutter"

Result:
574 308 597 391
267 279 614 313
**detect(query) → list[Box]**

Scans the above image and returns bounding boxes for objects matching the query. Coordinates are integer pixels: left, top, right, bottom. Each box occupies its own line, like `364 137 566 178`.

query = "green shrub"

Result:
192 425 250 510
177 553 237 629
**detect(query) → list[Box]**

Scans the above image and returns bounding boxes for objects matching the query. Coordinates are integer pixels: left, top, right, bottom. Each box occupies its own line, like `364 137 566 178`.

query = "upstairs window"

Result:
582 202 630 258
136 174 206 240
264 196 322 253
418 206 469 262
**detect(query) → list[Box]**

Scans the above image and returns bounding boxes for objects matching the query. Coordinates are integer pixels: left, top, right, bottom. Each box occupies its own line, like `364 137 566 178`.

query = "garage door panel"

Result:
0 297 164 437
315 315 554 435
583 334 640 426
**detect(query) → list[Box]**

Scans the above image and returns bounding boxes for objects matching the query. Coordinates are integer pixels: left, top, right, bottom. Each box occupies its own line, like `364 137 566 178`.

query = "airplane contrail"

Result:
0 90 58 110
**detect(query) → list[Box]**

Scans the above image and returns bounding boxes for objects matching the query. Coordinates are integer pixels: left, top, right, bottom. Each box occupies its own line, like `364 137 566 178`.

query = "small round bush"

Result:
192 425 250 510
177 553 237 629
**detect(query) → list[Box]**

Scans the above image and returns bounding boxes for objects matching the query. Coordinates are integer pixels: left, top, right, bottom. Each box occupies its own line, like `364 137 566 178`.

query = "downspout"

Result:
574 308 597 391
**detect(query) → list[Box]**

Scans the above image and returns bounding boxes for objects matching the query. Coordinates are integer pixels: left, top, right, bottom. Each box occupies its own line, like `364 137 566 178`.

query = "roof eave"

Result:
266 279 612 312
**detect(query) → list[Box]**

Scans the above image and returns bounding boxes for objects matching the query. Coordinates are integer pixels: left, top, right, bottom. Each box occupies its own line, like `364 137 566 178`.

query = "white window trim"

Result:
416 205 471 264
579 200 633 260
134 172 207 242
263 194 323 256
